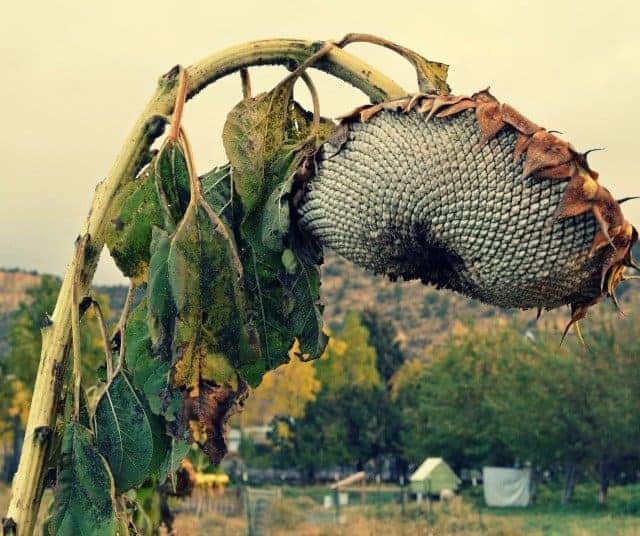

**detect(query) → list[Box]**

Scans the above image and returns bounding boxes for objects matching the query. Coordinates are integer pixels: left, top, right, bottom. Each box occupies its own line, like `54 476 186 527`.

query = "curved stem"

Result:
5 37 409 535
300 72 321 133
185 38 407 104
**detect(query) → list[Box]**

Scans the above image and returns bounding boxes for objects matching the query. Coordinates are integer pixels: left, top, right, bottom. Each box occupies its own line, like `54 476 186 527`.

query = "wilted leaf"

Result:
49 422 116 536
222 77 298 214
220 84 334 385
183 380 248 464
411 54 450 95
166 203 258 390
94 371 154 492
236 142 328 382
104 140 191 282
200 164 237 225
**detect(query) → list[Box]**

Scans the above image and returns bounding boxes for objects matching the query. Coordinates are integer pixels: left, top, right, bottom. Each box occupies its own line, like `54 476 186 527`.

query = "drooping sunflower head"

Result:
298 90 638 332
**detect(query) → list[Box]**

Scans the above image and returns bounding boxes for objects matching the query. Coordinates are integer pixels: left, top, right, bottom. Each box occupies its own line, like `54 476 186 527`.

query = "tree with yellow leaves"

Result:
240 342 321 427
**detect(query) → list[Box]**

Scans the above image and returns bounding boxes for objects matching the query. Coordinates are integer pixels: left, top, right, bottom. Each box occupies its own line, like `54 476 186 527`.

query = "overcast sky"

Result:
1 0 639 284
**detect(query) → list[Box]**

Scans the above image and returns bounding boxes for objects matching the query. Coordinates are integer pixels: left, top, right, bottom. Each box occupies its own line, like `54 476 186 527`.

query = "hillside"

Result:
1 241 639 360
0 270 41 313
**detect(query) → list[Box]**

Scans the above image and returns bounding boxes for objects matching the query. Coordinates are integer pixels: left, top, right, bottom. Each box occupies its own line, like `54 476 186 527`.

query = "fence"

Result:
171 482 438 535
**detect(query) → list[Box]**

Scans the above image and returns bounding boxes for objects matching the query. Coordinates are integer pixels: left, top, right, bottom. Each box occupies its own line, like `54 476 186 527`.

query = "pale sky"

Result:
1 0 639 284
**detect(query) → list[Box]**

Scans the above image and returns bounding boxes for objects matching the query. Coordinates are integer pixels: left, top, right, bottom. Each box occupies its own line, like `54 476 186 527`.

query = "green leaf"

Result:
94 371 154 493
154 139 191 229
280 259 328 357
235 142 328 381
147 226 176 360
201 164 238 226
104 164 164 281
260 182 291 253
104 138 191 282
125 299 170 415
49 422 116 536
158 439 191 487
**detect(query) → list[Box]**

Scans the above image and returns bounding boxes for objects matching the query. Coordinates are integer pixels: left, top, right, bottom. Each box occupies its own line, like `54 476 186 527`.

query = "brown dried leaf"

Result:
535 162 575 180
471 88 498 103
523 131 573 178
418 98 434 114
184 380 249 464
475 102 506 145
361 103 388 122
435 98 477 118
427 95 469 120
593 187 625 231
589 230 611 256
562 303 591 343
598 222 636 293
514 133 531 162
553 172 593 220
501 103 540 135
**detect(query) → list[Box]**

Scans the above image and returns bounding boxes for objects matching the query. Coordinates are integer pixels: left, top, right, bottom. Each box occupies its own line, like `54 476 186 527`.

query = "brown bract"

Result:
338 90 639 332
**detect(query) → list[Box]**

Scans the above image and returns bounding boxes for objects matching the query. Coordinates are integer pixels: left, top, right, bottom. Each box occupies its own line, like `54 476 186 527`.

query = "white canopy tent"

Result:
482 467 531 507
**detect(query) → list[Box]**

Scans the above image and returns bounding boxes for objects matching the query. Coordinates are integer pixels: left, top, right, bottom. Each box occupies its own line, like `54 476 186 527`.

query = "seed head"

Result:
298 90 637 331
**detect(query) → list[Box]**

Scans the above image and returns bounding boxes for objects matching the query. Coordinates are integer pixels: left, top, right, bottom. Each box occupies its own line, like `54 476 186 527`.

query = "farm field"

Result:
167 483 640 535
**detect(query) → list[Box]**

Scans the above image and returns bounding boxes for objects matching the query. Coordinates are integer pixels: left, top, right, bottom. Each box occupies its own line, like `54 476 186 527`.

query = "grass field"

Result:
172 482 640 535
1 481 639 534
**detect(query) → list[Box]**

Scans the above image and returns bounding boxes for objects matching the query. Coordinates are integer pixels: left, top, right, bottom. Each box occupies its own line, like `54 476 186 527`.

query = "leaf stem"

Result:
337 32 450 94
91 299 114 382
169 68 188 141
300 72 321 134
240 68 252 98
111 281 136 371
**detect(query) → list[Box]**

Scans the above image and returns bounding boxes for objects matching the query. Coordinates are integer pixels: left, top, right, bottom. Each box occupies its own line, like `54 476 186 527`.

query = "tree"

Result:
269 395 350 482
0 275 112 481
393 311 640 505
267 311 405 480
269 384 400 480
314 310 381 392
395 324 515 471
240 343 321 427
361 308 406 386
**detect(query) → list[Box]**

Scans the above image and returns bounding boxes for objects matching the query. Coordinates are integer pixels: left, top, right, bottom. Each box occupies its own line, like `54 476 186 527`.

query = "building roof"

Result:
410 457 448 482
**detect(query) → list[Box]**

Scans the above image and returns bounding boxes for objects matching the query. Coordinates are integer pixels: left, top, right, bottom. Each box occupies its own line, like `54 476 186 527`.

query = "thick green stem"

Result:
4 38 408 535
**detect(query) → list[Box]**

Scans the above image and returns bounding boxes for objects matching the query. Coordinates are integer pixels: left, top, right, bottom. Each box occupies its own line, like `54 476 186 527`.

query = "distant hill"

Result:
0 270 41 314
2 241 639 360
